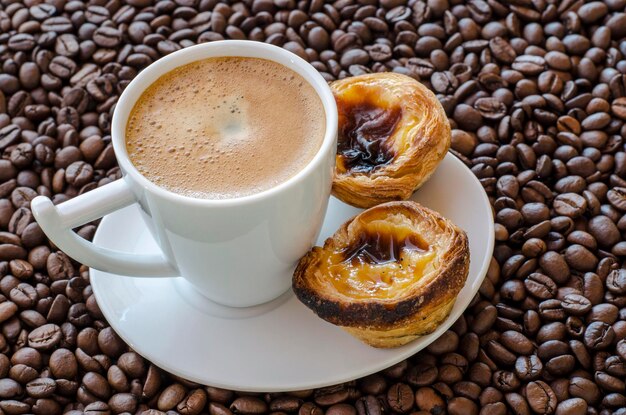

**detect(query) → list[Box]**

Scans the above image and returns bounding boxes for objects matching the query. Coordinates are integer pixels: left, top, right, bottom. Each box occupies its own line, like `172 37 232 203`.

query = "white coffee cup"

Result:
31 40 338 307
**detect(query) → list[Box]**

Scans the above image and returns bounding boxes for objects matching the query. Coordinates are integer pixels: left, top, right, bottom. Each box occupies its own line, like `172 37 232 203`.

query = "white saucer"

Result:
91 154 494 392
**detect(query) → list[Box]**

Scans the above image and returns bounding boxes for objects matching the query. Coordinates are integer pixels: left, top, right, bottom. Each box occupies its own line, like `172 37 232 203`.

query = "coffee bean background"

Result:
1 0 626 414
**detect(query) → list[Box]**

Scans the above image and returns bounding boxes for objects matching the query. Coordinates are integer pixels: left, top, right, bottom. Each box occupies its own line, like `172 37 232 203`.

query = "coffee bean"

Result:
525 381 556 415
175 389 207 415
564 244 598 271
65 161 93 188
26 378 56 399
611 97 626 119
28 323 62 350
0 75 20 95
106 364 128 393
492 370 520 392
46 252 74 281
499 330 533 355
314 385 351 406
387 383 413 413
0 378 23 399
326 403 356 415
447 396 478 415
512 55 545 75
230 396 268 414
569 377 601 405
109 392 137 413
0 301 17 322
453 104 482 131
561 294 591 315
595 371 625 392
155 383 186 411
553 193 587 218
49 348 78 379
606 269 626 294
489 37 516 64
515 343 542 373
524 273 557 299
415 387 445 413
474 97 507 120
11 347 42 370
10 282 37 307
82 371 111 400
584 321 615 350
8 363 37 385
49 56 76 79
538 252 570 284
46 294 69 323
607 187 626 211
538 299 566 321
555 398 587 415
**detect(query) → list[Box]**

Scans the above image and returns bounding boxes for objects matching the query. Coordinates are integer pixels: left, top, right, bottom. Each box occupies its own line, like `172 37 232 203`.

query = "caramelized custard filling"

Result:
318 220 435 300
336 87 402 173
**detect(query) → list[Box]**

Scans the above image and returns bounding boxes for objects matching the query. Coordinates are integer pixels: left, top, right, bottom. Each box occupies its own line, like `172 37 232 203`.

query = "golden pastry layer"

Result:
331 73 451 208
293 201 470 348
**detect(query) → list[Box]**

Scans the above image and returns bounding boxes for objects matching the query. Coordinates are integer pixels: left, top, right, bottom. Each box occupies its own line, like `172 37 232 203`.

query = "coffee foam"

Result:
126 57 326 199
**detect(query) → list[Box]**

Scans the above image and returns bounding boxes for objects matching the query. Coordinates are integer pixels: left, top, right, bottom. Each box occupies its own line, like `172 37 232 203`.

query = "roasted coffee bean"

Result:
526 381 556 414
415 387 445 413
8 363 38 385
553 193 587 218
538 252 570 284
177 388 208 415
514 355 542 381
500 331 534 355
555 398 587 415
107 364 128 394
525 273 557 300
9 283 37 309
28 323 62 350
65 161 93 188
588 303 619 323
46 252 74 280
492 370 519 392
595 371 625 392
536 321 567 348
512 55 545 75
155 383 185 411
326 403 356 415
109 392 137 413
9 259 33 280
386 383 413 413
447 396 478 415
561 294 592 315
49 348 78 379
82 371 111 400
584 321 615 350
539 299 566 321
25 378 56 399
607 187 626 211
569 377 601 405
48 56 76 79
606 269 626 294
230 396 268 414
314 385 350 406
0 378 23 399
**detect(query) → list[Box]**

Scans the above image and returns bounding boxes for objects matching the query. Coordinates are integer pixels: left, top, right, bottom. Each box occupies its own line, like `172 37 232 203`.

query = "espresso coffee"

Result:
125 57 326 199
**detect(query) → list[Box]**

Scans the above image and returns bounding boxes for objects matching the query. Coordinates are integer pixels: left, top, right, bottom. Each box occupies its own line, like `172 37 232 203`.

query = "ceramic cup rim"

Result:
111 40 338 206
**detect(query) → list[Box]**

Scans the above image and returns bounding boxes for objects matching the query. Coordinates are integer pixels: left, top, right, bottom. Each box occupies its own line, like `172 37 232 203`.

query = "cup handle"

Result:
31 178 179 277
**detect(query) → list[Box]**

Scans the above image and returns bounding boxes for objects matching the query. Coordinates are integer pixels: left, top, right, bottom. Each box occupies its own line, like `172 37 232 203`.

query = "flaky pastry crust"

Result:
331 73 451 208
293 201 470 348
